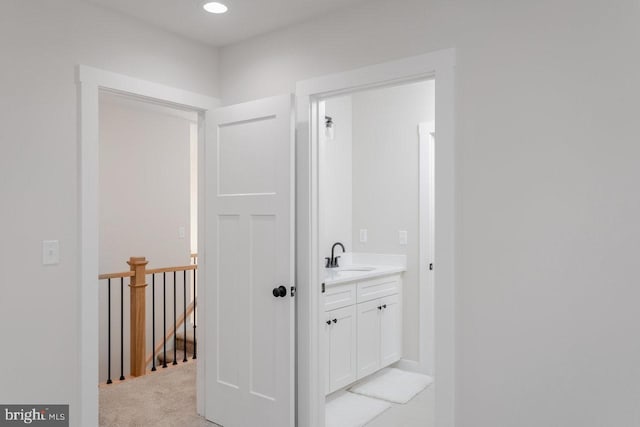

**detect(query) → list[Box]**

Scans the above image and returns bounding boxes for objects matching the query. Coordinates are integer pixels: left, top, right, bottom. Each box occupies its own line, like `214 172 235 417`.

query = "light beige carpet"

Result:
100 361 219 427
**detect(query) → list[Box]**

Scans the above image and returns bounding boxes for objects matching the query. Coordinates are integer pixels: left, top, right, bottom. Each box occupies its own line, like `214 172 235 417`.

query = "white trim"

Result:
295 49 456 427
419 121 436 376
77 65 219 427
394 358 423 374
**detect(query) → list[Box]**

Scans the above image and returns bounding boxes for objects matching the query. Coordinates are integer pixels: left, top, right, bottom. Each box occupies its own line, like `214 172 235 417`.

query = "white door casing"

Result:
77 65 219 426
295 49 455 427
419 121 436 376
205 94 295 427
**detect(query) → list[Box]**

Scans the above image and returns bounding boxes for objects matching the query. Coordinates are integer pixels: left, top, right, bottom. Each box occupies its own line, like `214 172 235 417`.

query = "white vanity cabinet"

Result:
324 273 402 395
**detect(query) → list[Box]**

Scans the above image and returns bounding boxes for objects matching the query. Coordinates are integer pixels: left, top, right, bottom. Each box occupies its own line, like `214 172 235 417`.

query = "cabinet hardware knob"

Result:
383 304 387 309
326 320 331 325
332 319 337 323
378 306 382 310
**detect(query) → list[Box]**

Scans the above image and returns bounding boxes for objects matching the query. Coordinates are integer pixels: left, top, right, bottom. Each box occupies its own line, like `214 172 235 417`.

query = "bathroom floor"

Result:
364 384 433 427
326 382 434 427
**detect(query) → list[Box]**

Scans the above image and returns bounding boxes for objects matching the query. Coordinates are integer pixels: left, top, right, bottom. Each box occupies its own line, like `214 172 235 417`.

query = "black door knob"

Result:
272 285 287 298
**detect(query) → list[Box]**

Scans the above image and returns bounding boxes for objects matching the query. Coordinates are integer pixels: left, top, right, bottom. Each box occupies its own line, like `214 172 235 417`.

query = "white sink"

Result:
335 266 376 272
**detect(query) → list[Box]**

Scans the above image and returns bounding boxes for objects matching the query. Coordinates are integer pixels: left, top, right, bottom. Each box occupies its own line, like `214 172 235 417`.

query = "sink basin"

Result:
335 266 376 272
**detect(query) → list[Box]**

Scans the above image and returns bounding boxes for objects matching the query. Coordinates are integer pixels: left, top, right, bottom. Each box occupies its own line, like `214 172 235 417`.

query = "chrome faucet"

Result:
325 242 345 268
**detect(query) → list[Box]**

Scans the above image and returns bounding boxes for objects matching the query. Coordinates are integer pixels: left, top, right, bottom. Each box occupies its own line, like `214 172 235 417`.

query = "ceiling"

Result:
87 0 369 47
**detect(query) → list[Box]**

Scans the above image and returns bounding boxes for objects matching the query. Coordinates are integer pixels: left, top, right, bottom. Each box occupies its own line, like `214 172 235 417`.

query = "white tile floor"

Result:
350 384 434 427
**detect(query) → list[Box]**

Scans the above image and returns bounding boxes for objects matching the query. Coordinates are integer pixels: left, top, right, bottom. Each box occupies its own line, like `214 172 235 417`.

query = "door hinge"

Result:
291 286 296 297
429 263 434 271
321 282 325 293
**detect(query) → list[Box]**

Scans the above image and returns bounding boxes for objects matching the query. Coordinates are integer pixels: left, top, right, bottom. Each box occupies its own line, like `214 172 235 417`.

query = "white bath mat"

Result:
325 392 391 427
349 368 433 404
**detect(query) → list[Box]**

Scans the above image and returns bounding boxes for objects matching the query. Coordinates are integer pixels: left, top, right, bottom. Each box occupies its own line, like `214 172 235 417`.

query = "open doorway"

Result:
97 91 203 425
295 49 455 427
77 65 218 426
318 80 436 426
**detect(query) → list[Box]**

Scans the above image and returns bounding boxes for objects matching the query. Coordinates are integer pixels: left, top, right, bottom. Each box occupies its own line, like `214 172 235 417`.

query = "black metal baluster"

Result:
173 271 177 365
107 279 112 384
119 277 125 381
183 270 188 362
151 274 156 372
193 268 197 359
163 272 167 368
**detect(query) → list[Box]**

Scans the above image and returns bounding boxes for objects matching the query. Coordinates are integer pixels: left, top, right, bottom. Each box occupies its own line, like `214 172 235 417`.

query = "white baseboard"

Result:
394 359 421 373
394 359 433 377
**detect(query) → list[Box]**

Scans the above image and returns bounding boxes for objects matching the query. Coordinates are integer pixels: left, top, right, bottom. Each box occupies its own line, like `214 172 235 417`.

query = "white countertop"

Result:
323 264 406 286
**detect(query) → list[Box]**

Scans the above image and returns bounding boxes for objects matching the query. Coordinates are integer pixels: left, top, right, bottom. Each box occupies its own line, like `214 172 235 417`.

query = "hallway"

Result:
100 362 217 427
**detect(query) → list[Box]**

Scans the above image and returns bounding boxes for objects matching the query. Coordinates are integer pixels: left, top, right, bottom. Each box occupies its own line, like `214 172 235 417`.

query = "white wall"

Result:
98 94 193 382
99 94 194 272
0 1 217 423
319 96 353 260
351 80 434 362
219 1 640 425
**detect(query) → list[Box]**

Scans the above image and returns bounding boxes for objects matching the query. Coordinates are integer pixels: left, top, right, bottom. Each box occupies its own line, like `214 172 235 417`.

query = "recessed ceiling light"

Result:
203 2 228 14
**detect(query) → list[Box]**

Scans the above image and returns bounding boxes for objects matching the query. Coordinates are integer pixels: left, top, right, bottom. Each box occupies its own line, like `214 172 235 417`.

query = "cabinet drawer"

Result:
357 275 401 303
324 283 357 311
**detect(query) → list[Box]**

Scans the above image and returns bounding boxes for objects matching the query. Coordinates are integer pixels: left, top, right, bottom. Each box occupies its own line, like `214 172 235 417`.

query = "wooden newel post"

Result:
128 257 148 377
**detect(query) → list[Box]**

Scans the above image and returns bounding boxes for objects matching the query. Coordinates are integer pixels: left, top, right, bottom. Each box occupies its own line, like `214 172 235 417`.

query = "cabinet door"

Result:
323 315 331 395
327 305 357 393
380 294 402 367
357 299 381 379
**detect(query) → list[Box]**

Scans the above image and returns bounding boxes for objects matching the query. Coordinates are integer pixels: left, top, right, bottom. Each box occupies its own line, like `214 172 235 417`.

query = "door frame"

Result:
77 65 219 426
418 121 436 376
295 49 456 427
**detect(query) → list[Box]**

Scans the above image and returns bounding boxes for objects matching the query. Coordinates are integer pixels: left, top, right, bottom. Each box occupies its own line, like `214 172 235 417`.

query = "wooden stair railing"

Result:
98 271 135 280
98 256 197 384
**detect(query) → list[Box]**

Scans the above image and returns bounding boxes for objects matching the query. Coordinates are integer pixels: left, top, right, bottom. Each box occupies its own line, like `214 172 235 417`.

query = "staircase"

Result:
157 330 196 365
99 256 197 384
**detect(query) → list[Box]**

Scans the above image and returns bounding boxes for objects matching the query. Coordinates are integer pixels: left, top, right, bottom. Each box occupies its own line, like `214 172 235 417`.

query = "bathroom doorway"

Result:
295 50 455 427
317 80 436 426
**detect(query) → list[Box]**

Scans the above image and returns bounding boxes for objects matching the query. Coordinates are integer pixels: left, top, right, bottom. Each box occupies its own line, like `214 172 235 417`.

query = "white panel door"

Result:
380 294 402 367
356 299 381 379
205 95 294 427
327 305 357 393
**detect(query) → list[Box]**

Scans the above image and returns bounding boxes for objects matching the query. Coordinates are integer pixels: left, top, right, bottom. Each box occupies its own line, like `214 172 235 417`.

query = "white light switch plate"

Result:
42 240 60 265
359 229 368 243
399 230 408 245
